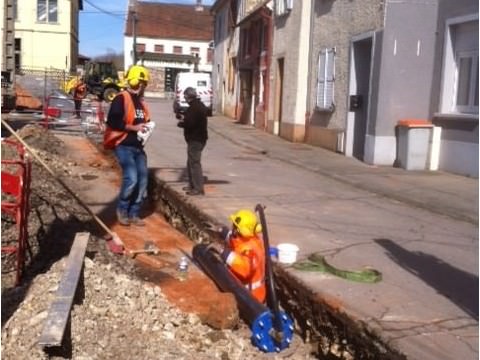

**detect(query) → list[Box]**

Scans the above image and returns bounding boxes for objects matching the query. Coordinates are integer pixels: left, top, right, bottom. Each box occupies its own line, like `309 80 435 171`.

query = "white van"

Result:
173 72 212 116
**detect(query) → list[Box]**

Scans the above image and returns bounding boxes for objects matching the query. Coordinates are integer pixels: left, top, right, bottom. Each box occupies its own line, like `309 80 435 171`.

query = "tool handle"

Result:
1 119 114 237
255 204 283 333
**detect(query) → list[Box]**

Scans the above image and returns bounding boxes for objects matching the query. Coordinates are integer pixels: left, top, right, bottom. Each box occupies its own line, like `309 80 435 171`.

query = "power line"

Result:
83 0 126 19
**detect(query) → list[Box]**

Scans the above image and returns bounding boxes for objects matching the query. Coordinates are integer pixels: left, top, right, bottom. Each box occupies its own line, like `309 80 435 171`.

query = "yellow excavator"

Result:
64 61 126 102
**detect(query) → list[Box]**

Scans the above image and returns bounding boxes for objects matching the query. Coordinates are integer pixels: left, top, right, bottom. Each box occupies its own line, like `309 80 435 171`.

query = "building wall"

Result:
222 0 240 119
124 36 213 73
369 0 478 175
14 0 78 71
211 3 229 115
269 0 308 142
308 0 478 176
431 0 478 177
307 0 383 149
366 0 439 165
223 33 240 119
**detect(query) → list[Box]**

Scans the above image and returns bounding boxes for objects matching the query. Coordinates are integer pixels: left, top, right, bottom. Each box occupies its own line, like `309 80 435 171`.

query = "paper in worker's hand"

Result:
137 121 156 145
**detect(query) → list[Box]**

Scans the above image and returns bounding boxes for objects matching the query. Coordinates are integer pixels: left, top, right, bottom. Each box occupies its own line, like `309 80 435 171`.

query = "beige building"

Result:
13 0 82 71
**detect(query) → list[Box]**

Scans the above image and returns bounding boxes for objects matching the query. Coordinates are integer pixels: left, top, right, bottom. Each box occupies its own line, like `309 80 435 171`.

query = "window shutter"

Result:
275 0 285 16
316 48 335 111
275 0 292 17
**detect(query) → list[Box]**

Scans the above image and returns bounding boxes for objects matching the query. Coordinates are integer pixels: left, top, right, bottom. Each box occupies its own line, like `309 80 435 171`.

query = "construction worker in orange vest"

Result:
217 209 266 303
104 65 153 227
73 78 87 118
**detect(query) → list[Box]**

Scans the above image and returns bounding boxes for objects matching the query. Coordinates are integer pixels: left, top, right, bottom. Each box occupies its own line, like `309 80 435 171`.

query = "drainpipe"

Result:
304 0 315 142
264 12 272 131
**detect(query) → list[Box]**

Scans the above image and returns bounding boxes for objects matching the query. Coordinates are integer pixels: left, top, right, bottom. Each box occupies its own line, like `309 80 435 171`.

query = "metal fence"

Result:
41 94 106 135
16 67 74 103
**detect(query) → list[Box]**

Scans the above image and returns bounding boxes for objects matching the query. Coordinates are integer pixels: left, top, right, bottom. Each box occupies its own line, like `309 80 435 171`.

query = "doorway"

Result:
346 35 373 160
238 70 252 124
273 58 284 135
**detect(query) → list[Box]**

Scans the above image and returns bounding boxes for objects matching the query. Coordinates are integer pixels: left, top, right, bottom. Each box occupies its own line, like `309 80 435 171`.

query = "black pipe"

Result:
255 204 283 333
192 243 268 323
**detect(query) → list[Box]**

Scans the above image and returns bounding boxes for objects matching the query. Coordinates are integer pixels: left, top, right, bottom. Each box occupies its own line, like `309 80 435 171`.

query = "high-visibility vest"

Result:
224 235 266 303
103 91 150 149
74 83 87 100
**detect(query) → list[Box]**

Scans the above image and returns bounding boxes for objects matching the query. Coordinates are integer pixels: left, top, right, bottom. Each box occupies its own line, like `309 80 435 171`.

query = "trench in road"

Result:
39 104 407 359
3 109 408 359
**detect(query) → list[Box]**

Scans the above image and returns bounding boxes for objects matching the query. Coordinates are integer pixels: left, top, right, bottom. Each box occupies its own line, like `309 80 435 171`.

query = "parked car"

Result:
173 72 212 116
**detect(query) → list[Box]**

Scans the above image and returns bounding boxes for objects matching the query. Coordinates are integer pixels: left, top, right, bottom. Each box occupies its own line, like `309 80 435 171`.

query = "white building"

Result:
124 1 213 98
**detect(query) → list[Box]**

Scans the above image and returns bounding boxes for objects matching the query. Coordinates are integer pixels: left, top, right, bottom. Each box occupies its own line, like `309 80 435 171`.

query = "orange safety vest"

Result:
103 91 150 150
224 235 266 303
74 83 87 100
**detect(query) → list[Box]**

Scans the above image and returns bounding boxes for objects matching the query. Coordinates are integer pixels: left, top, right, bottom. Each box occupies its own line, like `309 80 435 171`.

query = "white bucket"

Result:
277 243 299 264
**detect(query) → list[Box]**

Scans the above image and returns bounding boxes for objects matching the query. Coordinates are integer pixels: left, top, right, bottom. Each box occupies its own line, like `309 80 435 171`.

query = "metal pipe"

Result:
193 244 267 322
193 243 294 352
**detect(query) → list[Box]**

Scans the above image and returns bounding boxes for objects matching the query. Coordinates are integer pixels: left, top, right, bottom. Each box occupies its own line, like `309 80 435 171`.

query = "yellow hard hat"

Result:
229 209 262 237
125 65 150 87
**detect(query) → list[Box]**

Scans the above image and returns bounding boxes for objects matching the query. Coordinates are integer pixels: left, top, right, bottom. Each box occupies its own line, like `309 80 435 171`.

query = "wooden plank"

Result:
38 232 89 347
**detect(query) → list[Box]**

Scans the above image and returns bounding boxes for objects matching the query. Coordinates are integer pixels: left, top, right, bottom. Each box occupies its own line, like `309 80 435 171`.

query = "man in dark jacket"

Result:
177 87 208 196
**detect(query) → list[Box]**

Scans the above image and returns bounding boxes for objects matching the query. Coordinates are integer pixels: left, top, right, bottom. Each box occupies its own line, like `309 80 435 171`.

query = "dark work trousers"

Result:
187 140 206 192
74 99 82 118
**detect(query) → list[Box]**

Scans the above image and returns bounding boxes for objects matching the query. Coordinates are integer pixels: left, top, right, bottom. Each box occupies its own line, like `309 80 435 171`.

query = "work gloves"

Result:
137 121 156 145
203 223 232 263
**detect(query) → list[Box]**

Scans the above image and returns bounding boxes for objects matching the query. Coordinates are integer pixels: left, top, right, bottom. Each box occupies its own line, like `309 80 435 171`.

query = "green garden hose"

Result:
292 253 382 283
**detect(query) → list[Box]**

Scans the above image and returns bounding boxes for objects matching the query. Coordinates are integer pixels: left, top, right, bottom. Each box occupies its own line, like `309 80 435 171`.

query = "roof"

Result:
125 2 213 42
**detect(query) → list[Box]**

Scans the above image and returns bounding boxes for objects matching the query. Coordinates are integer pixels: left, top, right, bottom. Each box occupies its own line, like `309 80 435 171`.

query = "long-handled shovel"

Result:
1 119 124 249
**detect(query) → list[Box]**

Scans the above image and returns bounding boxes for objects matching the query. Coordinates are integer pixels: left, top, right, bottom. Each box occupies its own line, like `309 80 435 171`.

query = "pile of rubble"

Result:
2 250 296 359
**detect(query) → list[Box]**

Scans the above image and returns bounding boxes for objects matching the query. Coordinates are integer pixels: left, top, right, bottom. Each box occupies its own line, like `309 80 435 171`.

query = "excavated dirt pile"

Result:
1 124 314 359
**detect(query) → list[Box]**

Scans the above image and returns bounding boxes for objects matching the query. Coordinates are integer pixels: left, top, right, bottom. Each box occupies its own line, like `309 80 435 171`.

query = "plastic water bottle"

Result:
177 256 189 281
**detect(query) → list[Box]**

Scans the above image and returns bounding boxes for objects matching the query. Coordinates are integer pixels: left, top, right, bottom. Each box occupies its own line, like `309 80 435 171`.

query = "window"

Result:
456 51 479 112
441 16 478 114
14 38 21 70
154 44 164 53
207 48 214 64
316 48 335 111
261 24 268 51
37 0 58 23
13 0 18 20
228 57 236 93
14 38 21 52
191 47 200 56
173 46 183 54
241 28 251 58
136 43 146 53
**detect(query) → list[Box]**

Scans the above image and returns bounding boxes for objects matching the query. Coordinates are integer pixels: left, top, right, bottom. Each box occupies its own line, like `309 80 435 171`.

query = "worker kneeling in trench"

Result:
196 206 294 353
209 209 266 303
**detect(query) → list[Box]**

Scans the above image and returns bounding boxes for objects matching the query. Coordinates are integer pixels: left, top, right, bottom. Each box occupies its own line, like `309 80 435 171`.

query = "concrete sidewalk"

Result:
208 116 478 225
146 99 478 360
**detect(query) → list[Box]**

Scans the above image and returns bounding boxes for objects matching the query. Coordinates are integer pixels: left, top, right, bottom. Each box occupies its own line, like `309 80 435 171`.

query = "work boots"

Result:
130 217 146 226
116 209 130 226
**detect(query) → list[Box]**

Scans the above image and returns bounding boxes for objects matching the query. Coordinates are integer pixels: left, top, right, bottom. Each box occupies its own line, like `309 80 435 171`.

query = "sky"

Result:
79 0 214 58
